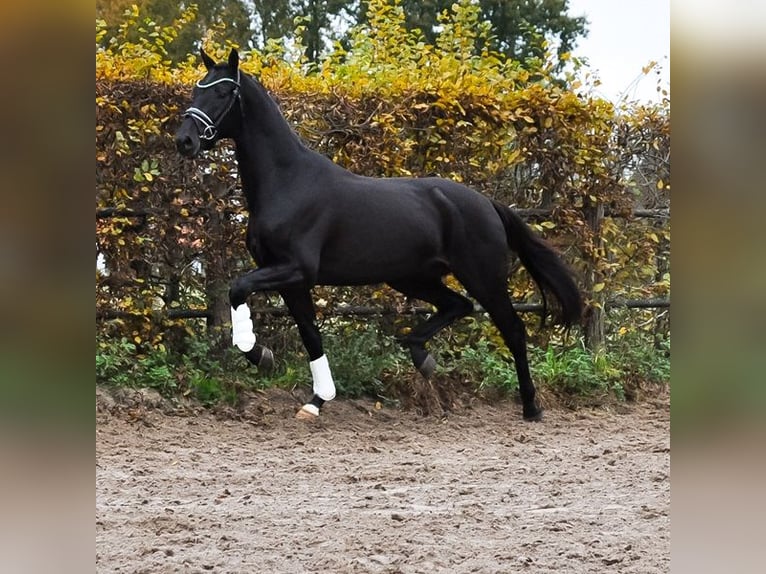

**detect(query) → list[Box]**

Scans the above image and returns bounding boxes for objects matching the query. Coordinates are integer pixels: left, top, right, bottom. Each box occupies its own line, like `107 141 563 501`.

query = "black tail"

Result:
491 200 583 327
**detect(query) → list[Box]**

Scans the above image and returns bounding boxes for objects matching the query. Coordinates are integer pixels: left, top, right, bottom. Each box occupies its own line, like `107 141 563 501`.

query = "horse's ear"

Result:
228 48 239 70
200 48 216 71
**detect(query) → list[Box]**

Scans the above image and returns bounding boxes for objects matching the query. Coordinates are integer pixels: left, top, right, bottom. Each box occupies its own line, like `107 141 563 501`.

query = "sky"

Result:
565 0 670 103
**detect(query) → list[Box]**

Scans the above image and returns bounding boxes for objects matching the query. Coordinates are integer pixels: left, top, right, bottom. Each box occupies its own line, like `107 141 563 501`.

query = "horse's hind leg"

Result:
389 279 474 377
279 286 335 418
458 273 543 421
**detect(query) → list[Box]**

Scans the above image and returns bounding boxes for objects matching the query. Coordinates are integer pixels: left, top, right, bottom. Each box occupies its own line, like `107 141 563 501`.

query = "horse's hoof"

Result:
243 345 275 372
417 353 437 378
523 406 544 422
258 346 274 371
295 404 319 420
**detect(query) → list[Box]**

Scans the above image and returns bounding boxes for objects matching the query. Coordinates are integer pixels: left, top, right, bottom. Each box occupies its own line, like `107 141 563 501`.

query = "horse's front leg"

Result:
229 264 307 307
279 286 336 420
229 267 335 418
227 264 307 371
230 302 274 370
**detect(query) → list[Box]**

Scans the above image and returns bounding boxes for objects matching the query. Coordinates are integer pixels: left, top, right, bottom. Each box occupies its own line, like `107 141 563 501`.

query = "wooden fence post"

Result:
653 225 670 349
584 201 605 351
204 207 233 350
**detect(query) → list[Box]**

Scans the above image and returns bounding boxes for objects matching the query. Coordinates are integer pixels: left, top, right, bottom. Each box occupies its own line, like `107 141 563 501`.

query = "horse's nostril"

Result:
176 134 193 154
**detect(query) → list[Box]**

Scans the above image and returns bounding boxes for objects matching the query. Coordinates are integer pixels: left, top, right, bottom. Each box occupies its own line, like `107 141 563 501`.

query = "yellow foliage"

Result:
95 0 670 346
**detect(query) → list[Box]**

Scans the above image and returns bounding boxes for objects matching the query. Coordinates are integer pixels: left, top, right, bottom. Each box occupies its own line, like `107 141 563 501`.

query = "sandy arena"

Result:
96 389 669 573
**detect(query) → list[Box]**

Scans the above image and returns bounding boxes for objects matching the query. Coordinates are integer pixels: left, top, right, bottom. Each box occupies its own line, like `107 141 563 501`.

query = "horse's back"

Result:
313 172 506 285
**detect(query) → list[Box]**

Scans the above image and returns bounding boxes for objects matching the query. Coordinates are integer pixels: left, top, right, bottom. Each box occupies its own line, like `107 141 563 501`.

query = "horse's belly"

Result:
316 241 447 286
315 194 449 284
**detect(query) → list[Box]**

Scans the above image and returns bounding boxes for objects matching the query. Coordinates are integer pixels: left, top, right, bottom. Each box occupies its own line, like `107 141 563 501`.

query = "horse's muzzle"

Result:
175 132 199 158
175 120 202 158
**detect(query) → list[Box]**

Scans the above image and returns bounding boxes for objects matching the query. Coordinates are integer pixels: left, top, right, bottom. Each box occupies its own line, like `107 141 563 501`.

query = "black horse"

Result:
175 48 583 421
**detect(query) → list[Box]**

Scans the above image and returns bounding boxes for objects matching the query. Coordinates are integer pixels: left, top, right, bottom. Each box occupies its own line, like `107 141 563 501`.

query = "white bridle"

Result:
183 69 241 141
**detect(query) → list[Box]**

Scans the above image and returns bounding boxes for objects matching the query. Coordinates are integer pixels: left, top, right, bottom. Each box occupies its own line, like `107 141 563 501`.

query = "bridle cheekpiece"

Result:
183 69 241 141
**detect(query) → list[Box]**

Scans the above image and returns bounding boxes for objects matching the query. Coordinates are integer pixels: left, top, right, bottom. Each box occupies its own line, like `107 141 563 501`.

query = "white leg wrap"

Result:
230 304 256 352
310 355 336 401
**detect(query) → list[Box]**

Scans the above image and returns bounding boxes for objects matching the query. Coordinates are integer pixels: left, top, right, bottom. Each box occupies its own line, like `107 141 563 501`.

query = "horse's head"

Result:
175 48 242 158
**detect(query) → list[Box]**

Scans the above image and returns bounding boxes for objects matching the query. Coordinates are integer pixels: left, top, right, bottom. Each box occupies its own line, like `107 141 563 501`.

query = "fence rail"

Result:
514 208 669 219
96 298 669 322
96 206 670 220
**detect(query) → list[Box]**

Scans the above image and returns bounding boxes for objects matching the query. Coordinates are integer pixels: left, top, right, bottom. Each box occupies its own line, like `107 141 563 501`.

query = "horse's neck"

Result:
234 78 306 212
